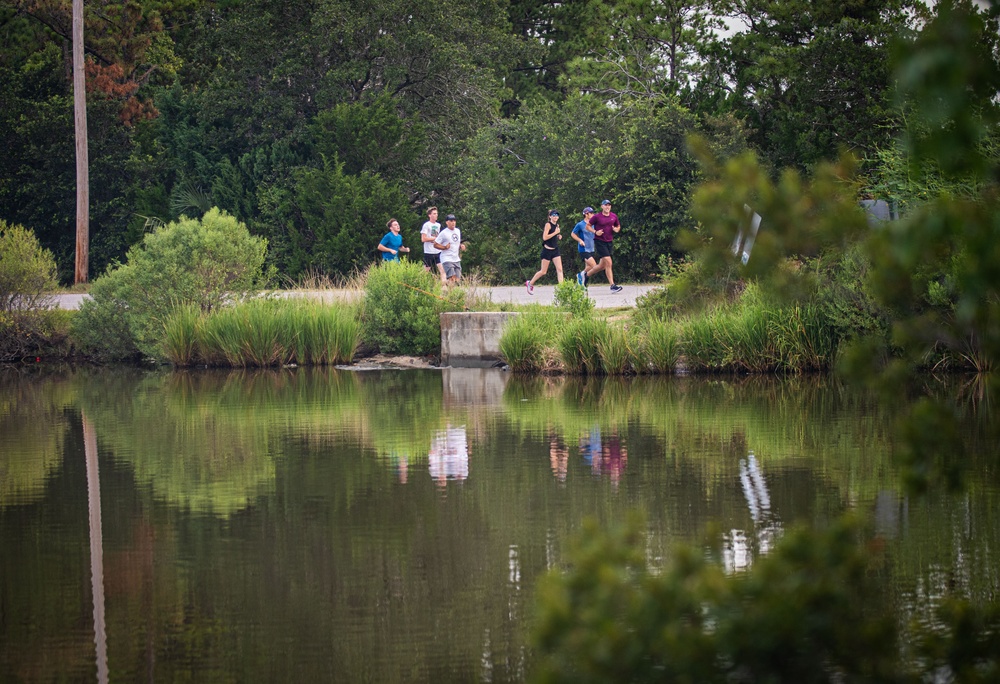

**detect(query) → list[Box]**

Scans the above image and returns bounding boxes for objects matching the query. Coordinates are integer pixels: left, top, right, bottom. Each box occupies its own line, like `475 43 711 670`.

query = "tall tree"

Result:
559 0 724 107
701 0 918 170
72 0 87 283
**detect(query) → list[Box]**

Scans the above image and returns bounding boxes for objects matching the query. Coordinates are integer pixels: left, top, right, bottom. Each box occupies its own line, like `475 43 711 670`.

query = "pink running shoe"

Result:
525 280 534 294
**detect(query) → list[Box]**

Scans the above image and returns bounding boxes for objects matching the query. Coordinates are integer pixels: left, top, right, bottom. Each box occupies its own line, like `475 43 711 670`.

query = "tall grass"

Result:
161 302 201 366
639 318 681 373
558 318 606 374
596 323 634 375
677 284 840 373
682 312 730 371
161 297 360 367
499 310 565 373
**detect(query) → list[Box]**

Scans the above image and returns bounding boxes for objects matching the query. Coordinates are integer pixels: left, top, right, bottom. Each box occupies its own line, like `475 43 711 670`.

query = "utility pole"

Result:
73 0 89 284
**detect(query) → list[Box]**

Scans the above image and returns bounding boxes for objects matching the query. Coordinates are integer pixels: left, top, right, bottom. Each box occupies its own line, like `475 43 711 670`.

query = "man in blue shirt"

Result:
571 207 597 286
377 218 410 261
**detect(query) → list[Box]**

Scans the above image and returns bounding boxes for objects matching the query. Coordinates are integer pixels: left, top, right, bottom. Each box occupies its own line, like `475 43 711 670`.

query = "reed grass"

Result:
161 302 202 366
639 318 680 373
677 283 841 374
500 309 565 373
558 318 606 374
163 297 360 367
681 313 730 371
596 324 634 375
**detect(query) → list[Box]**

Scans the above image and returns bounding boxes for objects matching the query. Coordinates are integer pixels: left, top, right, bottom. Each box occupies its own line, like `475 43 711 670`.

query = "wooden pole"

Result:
73 0 89 284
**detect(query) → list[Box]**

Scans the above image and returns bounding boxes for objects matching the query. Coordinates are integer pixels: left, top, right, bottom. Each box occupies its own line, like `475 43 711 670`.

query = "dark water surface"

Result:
1 366 997 682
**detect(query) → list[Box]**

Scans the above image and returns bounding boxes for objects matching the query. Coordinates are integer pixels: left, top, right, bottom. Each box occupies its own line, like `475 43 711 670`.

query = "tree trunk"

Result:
73 0 89 284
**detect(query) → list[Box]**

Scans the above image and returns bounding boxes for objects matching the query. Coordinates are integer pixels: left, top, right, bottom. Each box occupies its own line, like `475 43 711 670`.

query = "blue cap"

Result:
601 199 611 206
584 207 594 214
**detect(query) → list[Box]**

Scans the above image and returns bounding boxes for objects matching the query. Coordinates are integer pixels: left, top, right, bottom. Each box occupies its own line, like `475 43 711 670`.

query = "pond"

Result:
1 366 997 682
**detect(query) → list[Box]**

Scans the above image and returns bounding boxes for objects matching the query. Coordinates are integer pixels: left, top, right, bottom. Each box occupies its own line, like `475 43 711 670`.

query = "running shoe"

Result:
525 280 534 295
610 284 623 293
576 271 585 286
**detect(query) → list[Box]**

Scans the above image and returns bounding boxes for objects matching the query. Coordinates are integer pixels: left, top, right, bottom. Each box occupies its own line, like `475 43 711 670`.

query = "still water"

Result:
1 366 997 682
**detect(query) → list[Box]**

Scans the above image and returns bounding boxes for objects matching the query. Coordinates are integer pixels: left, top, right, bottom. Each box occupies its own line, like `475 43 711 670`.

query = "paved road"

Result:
51 283 661 310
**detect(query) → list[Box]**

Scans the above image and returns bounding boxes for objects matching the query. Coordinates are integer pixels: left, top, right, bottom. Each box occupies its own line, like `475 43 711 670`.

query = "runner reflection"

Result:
548 429 568 482
428 424 469 487
581 427 628 486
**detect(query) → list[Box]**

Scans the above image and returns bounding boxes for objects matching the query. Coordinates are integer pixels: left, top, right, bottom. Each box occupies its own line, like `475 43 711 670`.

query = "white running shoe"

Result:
525 280 534 294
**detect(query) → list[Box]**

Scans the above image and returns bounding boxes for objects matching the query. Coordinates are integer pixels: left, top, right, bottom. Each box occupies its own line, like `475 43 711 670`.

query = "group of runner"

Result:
377 206 465 286
525 199 622 294
376 200 623 293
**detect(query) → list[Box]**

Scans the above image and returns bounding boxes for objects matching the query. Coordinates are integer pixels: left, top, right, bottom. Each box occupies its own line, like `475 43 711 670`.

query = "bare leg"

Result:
436 263 446 285
586 258 608 277
553 256 564 283
529 259 551 287
604 258 614 285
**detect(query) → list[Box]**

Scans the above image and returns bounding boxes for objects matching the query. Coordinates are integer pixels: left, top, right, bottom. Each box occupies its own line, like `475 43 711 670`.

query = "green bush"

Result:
553 279 594 318
360 260 462 356
0 221 58 312
0 221 66 360
532 514 900 683
72 208 272 361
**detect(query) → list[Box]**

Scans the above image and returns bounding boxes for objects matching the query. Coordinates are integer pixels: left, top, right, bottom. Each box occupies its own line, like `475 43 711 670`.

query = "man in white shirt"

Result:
420 206 446 284
433 213 466 286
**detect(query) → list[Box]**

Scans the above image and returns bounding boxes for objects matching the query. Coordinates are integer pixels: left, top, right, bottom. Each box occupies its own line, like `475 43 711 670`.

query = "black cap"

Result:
601 199 611 206
446 214 456 221
549 209 559 217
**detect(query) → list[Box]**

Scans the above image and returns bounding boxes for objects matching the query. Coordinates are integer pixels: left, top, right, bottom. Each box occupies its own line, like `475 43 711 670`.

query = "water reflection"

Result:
725 452 781 573
0 367 997 682
429 424 470 487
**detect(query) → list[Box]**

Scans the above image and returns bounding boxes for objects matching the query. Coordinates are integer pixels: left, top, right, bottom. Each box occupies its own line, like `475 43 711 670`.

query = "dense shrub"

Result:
532 514 901 683
0 221 66 360
553 279 594 318
72 208 271 360
360 260 463 356
0 221 58 313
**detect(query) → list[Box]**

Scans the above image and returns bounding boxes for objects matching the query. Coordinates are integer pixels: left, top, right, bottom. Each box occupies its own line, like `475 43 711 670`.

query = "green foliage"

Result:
813 244 891 343
634 256 742 322
676 284 840 373
72 208 271 361
454 96 746 282
532 514 901 683
273 158 413 278
595 323 634 376
361 260 461 356
0 51 159 282
500 309 565 373
0 221 66 360
557 317 606 374
636 318 681 374
161 302 201 366
310 94 426 177
553 279 594 318
700 0 905 170
162 297 361 368
0 221 58 312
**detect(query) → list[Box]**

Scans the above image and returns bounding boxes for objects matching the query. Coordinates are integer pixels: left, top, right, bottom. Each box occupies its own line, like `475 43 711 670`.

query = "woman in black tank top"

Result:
525 210 565 294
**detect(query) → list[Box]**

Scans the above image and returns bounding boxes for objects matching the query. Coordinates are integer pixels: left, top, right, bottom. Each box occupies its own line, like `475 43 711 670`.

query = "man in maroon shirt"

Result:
577 199 623 292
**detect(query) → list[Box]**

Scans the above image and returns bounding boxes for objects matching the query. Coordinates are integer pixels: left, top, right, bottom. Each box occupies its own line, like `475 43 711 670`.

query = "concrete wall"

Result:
440 312 519 367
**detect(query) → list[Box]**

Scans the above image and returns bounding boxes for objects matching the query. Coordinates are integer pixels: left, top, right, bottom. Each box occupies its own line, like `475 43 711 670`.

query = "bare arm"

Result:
542 222 560 241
